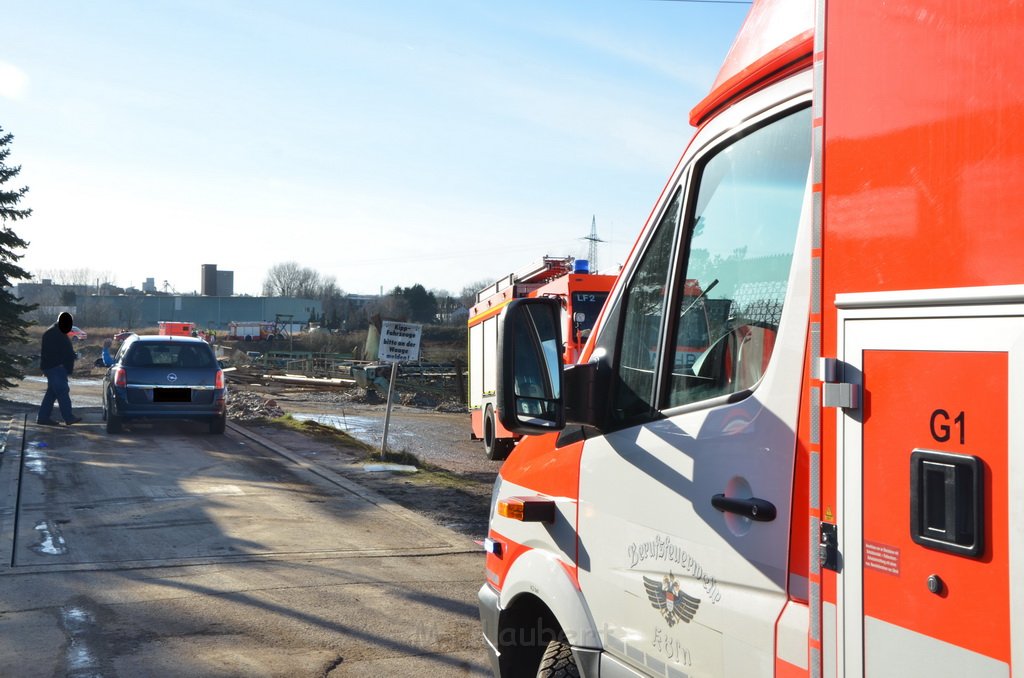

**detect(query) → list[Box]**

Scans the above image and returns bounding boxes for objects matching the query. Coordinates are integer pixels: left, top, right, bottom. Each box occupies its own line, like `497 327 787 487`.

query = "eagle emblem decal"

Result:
643 573 700 626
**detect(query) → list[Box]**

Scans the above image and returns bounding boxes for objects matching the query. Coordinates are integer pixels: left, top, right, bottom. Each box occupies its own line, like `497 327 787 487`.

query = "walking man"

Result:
37 312 82 426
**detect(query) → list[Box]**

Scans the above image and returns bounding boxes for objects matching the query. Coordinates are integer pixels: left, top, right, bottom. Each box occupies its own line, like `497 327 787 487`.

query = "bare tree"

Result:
459 278 495 308
262 262 304 297
293 267 324 298
263 261 345 307
35 268 115 288
263 262 336 298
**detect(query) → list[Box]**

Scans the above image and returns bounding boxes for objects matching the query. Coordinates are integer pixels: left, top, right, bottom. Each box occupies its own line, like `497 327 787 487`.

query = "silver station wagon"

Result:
102 335 227 434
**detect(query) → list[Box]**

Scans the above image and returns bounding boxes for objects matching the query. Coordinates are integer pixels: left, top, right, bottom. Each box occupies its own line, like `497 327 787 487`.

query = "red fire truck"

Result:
157 321 197 337
468 257 616 460
480 1 1024 676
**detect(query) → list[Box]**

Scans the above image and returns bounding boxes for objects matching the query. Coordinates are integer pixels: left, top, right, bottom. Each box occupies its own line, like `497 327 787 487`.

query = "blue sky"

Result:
2 0 749 297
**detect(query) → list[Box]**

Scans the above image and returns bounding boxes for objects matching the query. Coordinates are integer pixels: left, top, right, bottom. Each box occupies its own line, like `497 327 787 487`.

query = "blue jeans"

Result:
38 365 74 423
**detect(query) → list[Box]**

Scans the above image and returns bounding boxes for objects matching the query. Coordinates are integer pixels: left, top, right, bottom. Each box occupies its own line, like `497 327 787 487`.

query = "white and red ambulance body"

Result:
480 1 1023 676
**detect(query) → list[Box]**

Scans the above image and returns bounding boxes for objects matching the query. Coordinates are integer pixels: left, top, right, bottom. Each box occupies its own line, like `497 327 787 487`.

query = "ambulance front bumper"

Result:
478 582 501 676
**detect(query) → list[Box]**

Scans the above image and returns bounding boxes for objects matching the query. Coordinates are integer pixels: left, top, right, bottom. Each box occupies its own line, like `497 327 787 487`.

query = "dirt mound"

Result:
400 392 438 408
228 391 285 421
343 387 385 405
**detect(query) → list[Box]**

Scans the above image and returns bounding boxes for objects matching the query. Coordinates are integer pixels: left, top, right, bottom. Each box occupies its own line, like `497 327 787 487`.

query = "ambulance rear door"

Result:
835 288 1024 677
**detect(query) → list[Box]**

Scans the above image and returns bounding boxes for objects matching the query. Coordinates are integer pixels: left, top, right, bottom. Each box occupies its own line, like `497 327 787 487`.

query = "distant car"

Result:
113 330 134 342
68 325 88 341
102 335 227 434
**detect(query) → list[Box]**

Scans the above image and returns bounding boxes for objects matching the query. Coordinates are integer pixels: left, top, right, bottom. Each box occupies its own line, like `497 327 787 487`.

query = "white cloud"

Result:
0 61 29 100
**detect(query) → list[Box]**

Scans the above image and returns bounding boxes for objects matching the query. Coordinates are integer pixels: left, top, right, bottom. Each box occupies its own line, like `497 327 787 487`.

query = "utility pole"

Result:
582 214 605 272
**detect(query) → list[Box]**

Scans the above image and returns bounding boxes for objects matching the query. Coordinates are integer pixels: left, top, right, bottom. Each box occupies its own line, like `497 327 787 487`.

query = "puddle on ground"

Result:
290 412 416 447
33 520 68 555
363 463 418 473
25 442 47 475
24 376 103 387
291 413 376 442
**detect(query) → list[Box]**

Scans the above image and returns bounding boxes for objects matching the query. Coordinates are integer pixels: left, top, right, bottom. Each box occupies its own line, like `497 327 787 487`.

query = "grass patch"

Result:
267 414 375 452
369 446 492 491
254 414 491 492
400 467 493 491
271 414 427 467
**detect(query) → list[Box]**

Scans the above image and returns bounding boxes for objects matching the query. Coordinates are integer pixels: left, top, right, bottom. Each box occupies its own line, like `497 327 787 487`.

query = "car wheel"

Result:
209 415 226 434
106 409 122 434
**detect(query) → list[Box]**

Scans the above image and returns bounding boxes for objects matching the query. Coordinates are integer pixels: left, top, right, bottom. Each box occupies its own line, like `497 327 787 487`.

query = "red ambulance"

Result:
480 1 1024 676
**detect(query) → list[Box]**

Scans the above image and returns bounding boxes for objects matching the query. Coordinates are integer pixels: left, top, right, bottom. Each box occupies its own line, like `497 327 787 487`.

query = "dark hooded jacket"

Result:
40 314 77 373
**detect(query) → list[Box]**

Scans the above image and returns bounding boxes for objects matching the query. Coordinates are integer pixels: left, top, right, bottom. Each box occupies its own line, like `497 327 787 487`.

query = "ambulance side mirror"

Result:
497 298 566 434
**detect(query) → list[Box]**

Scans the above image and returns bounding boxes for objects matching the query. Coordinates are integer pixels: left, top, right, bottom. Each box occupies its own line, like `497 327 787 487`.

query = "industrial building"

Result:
74 294 320 331
12 264 319 331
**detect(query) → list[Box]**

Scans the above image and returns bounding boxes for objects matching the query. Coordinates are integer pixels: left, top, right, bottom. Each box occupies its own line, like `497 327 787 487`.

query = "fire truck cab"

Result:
480 1 1024 676
468 257 616 460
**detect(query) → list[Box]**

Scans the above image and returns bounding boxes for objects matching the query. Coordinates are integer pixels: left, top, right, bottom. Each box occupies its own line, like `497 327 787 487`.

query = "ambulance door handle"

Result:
711 494 777 522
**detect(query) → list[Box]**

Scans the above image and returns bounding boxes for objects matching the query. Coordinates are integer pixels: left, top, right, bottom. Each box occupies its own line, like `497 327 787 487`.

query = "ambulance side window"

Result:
666 105 811 408
611 189 682 421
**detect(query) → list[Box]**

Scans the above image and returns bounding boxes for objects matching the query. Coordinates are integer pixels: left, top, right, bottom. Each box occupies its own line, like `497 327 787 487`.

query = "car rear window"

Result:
126 343 215 368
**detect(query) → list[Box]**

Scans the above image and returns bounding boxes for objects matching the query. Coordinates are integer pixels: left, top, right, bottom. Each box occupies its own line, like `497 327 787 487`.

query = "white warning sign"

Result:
379 321 422 363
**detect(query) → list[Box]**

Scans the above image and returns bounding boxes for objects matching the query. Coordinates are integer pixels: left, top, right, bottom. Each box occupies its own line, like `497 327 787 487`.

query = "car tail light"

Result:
215 369 224 389
113 367 127 388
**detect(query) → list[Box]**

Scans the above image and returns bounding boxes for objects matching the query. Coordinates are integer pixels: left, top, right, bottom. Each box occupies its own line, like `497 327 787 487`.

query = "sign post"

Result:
378 321 422 457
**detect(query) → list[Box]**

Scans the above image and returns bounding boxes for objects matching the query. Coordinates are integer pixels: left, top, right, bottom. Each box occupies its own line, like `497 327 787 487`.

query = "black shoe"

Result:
36 419 60 426
65 416 83 425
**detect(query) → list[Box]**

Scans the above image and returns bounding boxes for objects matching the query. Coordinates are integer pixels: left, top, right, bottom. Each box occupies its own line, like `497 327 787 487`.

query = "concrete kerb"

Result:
226 420 481 553
0 414 25 569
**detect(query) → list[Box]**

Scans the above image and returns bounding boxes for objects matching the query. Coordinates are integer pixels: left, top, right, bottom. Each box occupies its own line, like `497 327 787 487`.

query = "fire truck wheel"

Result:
484 406 515 461
536 639 579 677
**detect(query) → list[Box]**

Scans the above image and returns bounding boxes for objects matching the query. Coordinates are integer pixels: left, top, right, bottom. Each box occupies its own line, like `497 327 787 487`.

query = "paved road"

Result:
0 412 490 677
10 375 504 476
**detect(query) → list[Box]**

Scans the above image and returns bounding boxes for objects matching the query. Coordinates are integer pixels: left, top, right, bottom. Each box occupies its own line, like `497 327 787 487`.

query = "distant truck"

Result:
227 321 273 341
468 257 616 460
158 321 197 337
227 321 305 341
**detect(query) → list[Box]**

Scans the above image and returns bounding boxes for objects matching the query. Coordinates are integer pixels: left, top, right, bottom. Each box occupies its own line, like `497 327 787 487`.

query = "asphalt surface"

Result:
11 374 503 476
0 397 491 676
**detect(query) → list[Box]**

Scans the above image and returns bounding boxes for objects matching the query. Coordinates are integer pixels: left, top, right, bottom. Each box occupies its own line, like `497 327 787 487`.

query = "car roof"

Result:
131 335 210 345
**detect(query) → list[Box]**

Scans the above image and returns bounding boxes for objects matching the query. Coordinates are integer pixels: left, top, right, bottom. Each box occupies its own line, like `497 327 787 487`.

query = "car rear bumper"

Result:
110 388 226 419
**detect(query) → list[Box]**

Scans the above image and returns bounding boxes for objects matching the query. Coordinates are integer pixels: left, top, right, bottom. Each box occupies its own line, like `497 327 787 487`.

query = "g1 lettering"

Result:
930 409 965 445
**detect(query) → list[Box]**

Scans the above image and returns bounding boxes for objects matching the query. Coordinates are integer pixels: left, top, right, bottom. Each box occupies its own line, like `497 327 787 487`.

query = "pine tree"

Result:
0 127 37 389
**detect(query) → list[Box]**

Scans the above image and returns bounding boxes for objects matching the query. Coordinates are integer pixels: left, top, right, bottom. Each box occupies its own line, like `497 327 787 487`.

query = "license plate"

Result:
154 388 191 403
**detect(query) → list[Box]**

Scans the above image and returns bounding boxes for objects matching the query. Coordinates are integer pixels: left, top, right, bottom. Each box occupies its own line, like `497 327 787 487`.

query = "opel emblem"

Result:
167 373 178 383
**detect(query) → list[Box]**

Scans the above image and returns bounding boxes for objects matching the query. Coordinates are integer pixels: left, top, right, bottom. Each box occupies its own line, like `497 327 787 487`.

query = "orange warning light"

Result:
497 496 555 523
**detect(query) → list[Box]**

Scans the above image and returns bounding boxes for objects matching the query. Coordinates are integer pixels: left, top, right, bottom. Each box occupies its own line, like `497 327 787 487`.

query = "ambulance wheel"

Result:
536 639 579 678
484 406 514 461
